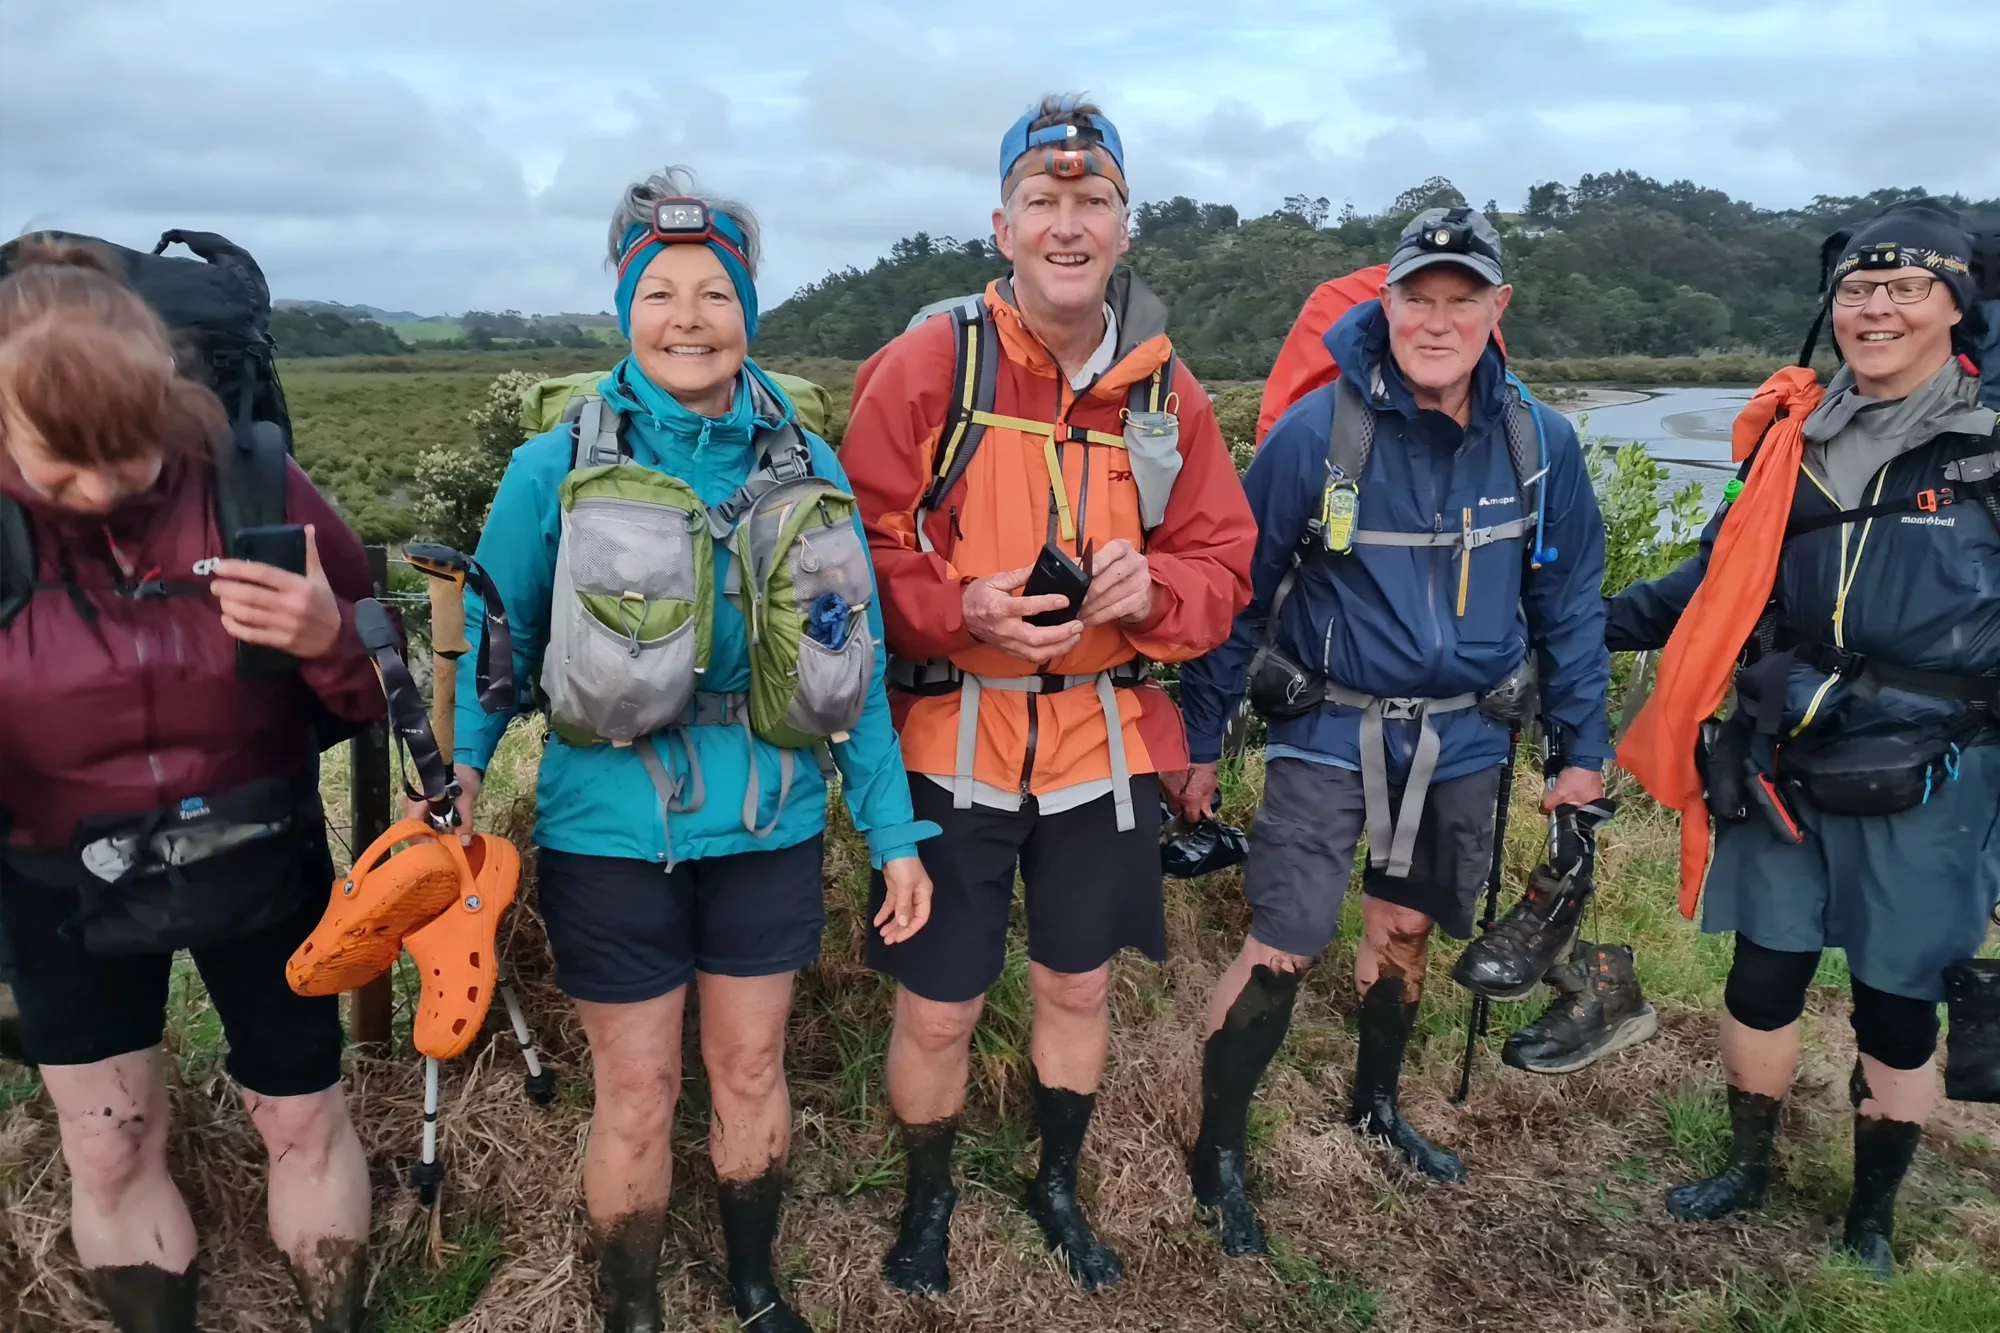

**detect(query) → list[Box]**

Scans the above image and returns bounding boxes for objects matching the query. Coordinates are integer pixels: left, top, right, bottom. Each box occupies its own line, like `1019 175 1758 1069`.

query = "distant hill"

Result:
275 299 429 324
758 174 1999 381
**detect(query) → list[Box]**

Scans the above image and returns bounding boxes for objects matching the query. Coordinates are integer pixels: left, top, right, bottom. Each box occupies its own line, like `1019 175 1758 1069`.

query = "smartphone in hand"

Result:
1022 541 1092 628
230 523 306 676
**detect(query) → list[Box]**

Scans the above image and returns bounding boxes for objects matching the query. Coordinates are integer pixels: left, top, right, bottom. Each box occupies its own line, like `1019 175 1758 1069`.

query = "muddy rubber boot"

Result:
88 1264 199 1333
1502 943 1659 1075
1843 1112 1921 1282
1666 1086 1780 1221
1345 978 1465 1183
1942 958 2000 1103
882 1118 957 1295
284 1238 368 1333
1023 1071 1124 1292
716 1166 809 1332
1190 964 1301 1257
593 1210 667 1333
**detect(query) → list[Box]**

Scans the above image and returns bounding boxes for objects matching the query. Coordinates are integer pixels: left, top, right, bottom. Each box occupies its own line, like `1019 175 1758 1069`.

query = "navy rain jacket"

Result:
1180 301 1612 781
1607 381 2000 742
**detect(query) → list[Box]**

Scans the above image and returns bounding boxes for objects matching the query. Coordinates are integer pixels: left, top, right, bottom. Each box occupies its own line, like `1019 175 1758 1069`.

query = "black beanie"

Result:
1830 199 1976 311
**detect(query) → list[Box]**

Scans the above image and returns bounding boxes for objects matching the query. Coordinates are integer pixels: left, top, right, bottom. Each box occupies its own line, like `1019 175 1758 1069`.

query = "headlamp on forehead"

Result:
1853 242 1907 271
618 196 748 278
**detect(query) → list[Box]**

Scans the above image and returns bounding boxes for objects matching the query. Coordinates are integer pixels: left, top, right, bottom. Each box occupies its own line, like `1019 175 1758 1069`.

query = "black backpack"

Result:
0 230 292 630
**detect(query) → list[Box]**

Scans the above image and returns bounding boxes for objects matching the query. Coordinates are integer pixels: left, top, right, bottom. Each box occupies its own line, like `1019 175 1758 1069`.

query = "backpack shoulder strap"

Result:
569 394 626 470
922 297 1000 513
213 418 289 548
1501 374 1558 568
0 494 33 630
1126 354 1176 416
1326 374 1376 486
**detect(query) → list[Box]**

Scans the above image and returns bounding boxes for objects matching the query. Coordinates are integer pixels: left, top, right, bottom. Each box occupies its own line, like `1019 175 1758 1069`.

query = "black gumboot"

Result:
1942 958 2000 1103
1347 978 1467 1184
717 1165 809 1330
1843 1113 1921 1283
1189 963 1302 1254
1025 1074 1125 1292
1502 943 1659 1076
1666 1087 1781 1222
592 1209 667 1333
882 1118 958 1295
88 1264 199 1333
1189 1143 1266 1255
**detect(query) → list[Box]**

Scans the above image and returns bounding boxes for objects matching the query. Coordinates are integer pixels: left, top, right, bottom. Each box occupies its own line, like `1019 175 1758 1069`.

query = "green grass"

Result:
1661 1085 1732 1178
1697 1259 2000 1333
362 1214 504 1333
1266 1236 1380 1330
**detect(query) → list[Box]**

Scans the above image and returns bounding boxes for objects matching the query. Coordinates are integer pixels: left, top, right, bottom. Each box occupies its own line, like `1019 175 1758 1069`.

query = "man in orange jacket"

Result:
841 94 1255 1296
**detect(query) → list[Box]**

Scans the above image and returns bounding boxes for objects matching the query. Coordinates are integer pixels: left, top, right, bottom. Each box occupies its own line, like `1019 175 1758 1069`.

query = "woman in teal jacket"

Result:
444 168 937 1332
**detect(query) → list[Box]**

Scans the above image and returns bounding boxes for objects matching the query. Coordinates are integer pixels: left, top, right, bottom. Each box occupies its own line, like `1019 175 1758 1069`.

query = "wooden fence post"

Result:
349 544 395 1049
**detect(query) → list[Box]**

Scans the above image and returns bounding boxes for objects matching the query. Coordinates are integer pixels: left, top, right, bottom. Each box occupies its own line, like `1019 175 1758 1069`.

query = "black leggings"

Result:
1722 935 1939 1070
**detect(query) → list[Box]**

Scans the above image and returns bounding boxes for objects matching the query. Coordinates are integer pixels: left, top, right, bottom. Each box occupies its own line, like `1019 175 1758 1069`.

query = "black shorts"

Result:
866 775 1166 1004
1244 757 1501 954
536 836 826 1005
0 837 343 1097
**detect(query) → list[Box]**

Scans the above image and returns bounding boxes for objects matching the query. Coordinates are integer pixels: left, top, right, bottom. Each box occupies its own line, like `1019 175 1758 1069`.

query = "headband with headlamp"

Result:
997 105 1129 202
612 196 758 339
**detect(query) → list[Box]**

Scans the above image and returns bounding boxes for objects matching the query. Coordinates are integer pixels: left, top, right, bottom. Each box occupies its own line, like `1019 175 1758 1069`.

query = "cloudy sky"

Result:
5 0 1995 317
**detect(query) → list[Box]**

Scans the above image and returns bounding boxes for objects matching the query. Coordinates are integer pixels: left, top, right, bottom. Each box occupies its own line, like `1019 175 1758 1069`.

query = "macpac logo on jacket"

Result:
842 273 1256 809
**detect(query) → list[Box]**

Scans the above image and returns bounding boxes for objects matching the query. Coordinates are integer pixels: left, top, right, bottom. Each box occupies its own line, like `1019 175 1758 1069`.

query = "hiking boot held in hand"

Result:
1453 800 1617 1002
1346 978 1465 1183
1942 958 2000 1103
1502 942 1659 1075
1666 1086 1779 1221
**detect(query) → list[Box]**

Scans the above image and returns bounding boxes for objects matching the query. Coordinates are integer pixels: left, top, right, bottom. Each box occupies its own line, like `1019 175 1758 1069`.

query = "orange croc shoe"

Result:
404 832 521 1061
287 819 466 998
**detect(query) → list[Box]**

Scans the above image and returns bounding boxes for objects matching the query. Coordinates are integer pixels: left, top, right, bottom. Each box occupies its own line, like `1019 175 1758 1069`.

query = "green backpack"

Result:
540 380 874 801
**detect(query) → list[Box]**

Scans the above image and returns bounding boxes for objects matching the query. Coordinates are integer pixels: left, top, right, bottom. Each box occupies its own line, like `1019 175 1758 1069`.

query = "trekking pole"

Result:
499 968 557 1106
1454 729 1521 1104
402 543 472 1205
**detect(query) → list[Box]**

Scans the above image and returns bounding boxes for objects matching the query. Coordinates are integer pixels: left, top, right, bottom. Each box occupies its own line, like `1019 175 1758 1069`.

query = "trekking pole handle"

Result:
404 544 472 768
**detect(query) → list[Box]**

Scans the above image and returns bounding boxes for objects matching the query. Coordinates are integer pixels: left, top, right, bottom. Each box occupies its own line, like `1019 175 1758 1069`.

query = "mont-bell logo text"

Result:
1477 495 1517 507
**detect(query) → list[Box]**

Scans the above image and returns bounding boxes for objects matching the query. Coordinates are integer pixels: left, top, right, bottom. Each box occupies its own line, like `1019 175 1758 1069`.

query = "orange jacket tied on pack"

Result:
842 275 1256 824
1616 365 1822 917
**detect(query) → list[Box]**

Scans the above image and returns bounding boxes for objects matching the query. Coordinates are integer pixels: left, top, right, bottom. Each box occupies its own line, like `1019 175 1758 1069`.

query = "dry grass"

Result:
3 750 1997 1333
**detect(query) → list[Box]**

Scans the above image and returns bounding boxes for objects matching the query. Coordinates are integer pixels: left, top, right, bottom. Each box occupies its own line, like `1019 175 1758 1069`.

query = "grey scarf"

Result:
1802 359 1997 509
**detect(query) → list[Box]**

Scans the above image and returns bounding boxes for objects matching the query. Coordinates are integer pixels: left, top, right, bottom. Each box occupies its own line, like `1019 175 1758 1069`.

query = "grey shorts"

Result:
1702 741 2000 1002
1243 757 1502 957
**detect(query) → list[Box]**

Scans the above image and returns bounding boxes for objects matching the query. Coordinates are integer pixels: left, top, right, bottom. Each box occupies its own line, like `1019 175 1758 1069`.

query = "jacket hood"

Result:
1322 299 1510 428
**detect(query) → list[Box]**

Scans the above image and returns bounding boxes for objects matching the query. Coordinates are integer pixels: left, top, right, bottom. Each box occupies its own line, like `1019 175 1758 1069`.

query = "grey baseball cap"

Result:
1386 206 1505 286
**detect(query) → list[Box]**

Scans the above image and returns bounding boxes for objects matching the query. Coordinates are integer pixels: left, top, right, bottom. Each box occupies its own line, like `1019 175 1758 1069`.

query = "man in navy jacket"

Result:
1171 208 1611 1253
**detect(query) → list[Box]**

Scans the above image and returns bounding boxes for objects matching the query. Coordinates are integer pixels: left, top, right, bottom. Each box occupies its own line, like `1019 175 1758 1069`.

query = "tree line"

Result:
272 308 613 358
757 173 1999 381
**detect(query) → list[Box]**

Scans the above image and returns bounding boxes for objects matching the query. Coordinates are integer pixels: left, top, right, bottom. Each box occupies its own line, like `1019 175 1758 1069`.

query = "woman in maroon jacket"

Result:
0 243 382 1332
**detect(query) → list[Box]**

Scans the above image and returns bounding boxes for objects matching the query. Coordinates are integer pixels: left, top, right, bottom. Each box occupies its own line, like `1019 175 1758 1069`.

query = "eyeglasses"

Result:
1832 275 1940 307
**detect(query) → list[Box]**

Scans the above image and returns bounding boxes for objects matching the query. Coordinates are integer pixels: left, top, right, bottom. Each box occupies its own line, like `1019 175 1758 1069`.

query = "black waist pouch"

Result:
1697 716 1751 822
1247 641 1327 720
57 778 321 956
1776 730 1970 818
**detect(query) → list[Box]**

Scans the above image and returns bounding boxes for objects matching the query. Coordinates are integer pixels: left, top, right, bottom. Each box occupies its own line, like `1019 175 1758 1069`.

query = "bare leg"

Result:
1029 962 1110 1094
1206 935 1314 1036
242 1085 369 1332
576 990 686 1332
1355 896 1434 999
41 1049 195 1271
698 971 807 1332
1721 1015 1800 1099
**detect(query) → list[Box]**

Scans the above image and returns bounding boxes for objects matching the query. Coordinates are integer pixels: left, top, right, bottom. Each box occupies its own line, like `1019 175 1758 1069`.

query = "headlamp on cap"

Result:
1853 242 1907 271
1420 211 1480 255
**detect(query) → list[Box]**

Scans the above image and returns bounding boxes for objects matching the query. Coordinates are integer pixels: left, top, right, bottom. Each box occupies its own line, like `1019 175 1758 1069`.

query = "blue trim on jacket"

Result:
1179 301 1612 779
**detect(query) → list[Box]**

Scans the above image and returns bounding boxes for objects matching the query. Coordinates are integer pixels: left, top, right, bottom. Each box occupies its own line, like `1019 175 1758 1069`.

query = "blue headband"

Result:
612 213 759 340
